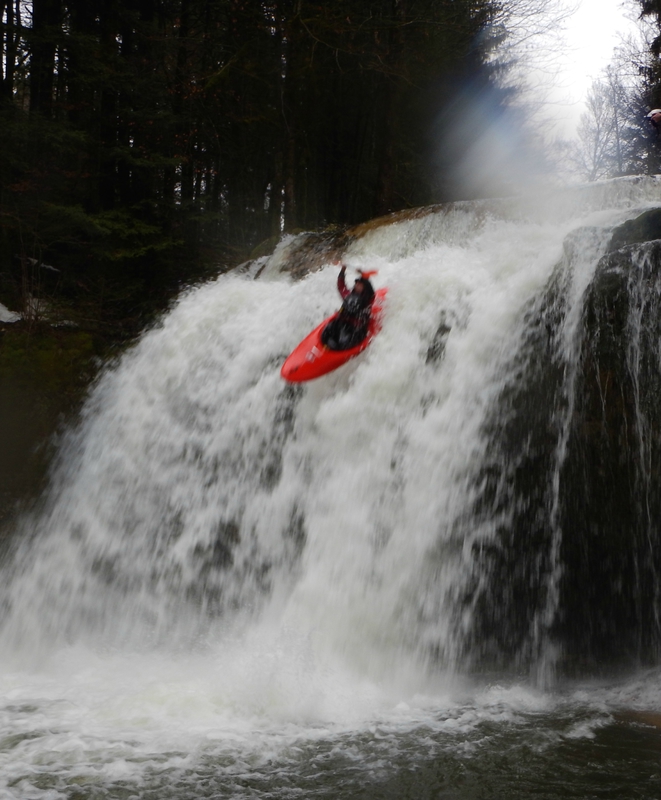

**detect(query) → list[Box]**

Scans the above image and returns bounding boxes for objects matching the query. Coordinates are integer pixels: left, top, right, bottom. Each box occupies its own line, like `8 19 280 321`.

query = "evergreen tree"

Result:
0 0 541 325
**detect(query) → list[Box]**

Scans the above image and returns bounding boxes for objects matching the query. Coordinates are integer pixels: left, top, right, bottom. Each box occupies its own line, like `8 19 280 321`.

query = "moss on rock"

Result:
0 323 108 532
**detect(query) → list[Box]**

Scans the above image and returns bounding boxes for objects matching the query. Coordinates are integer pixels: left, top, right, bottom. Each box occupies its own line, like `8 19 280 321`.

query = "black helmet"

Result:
353 276 374 305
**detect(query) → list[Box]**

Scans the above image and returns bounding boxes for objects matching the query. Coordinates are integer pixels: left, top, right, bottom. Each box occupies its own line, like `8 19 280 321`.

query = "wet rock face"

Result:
559 240 661 673
607 207 661 252
253 229 355 280
465 220 661 677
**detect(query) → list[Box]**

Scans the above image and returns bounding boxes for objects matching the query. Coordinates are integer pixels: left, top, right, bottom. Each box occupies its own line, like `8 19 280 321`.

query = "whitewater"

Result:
0 178 660 798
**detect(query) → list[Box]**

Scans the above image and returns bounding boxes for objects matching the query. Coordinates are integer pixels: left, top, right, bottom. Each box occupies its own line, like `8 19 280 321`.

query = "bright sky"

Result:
549 0 640 137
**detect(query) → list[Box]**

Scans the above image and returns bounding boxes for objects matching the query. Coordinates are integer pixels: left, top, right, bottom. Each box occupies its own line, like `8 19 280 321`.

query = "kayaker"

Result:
321 263 376 350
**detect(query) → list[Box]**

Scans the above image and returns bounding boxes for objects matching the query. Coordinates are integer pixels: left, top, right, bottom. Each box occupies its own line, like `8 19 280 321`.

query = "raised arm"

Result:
337 264 350 299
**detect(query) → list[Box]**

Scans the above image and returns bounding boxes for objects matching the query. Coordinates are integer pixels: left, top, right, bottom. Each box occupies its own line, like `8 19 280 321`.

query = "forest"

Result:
1 0 661 326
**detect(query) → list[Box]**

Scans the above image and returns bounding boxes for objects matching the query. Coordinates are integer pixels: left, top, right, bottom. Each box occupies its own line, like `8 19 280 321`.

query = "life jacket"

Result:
342 275 374 314
342 292 368 317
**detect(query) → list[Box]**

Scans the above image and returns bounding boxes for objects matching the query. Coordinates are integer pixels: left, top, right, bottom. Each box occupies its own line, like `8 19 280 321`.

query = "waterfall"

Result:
2 176 661 684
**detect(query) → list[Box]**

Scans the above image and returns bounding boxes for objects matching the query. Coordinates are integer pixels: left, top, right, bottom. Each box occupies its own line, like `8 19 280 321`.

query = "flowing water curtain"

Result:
3 180 661 677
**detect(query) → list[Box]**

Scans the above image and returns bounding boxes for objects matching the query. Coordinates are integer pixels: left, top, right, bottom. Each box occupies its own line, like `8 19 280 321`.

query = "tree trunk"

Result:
1 0 16 101
29 0 62 116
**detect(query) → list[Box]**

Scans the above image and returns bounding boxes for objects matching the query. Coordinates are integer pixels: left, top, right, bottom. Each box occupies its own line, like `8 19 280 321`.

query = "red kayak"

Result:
281 288 387 383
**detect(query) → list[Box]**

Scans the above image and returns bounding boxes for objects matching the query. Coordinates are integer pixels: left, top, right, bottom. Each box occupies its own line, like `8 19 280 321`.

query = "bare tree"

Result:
570 19 654 183
572 80 619 181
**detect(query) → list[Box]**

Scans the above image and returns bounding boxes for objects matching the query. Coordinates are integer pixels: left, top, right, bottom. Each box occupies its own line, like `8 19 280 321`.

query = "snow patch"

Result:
0 302 20 323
